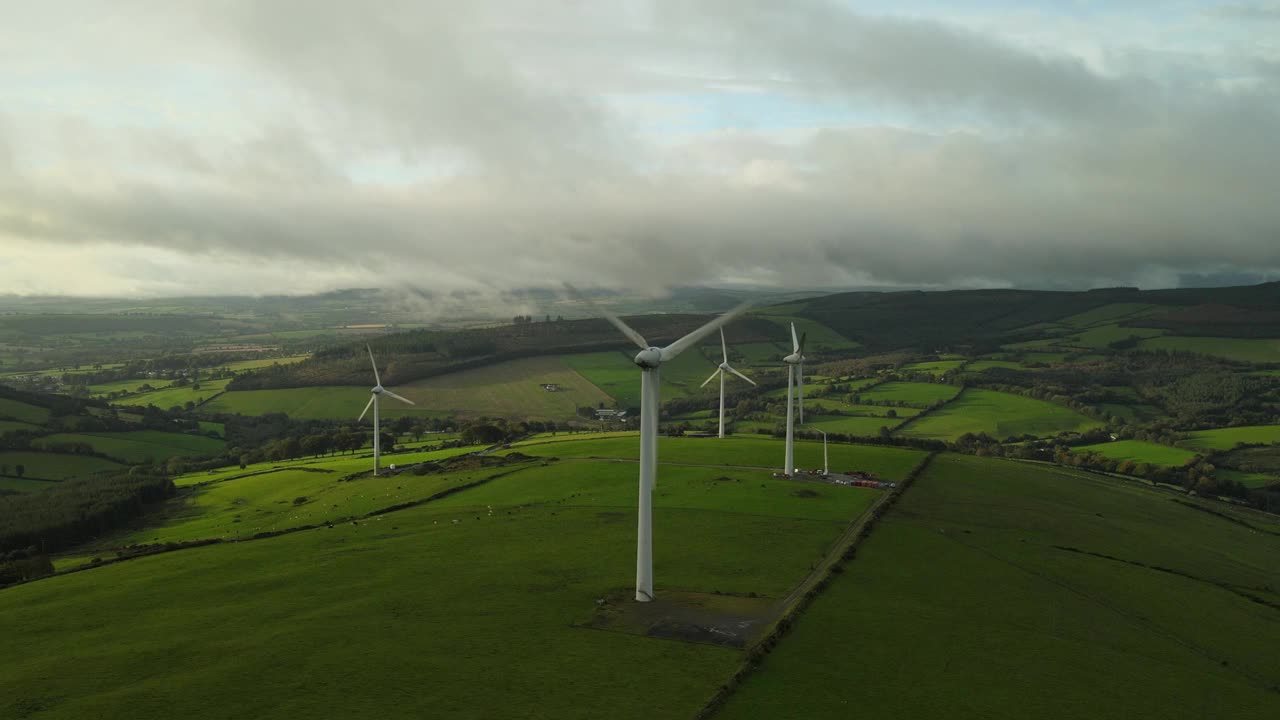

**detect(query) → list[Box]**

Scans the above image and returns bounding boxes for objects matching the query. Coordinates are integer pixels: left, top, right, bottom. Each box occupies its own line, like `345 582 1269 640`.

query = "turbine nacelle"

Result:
372 385 384 394
784 352 804 364
633 347 663 369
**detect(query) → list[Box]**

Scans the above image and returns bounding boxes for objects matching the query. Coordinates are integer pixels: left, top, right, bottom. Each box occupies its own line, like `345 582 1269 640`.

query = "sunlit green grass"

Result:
1183 424 1280 451
900 388 1101 441
715 454 1280 720
1075 440 1199 467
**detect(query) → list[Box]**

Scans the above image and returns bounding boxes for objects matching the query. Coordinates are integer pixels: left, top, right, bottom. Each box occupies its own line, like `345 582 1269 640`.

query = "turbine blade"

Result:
790 323 800 353
357 395 375 422
660 301 752 361
381 389 415 405
700 368 722 388
366 345 382 387
720 327 728 364
726 365 756 386
799 332 807 353
564 283 648 349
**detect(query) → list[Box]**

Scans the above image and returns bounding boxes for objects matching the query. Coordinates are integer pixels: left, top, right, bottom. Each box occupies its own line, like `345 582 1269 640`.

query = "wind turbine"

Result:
783 324 806 477
816 429 829 476
699 328 757 438
794 324 808 424
569 286 750 602
357 345 415 476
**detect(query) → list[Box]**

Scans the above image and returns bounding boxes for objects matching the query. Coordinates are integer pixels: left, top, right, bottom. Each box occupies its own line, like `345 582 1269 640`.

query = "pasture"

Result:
1138 336 1280 363
901 360 965 376
899 388 1101 441
206 356 615 420
0 476 56 493
0 397 50 424
565 349 721 408
853 381 961 407
1183 425 1280 451
714 454 1280 719
505 434 926 478
967 359 1027 372
1075 440 1199 467
34 431 225 464
0 420 39 434
1070 323 1165 348
0 434 885 720
1058 302 1158 328
802 414 902 437
113 377 234 409
0 450 124 481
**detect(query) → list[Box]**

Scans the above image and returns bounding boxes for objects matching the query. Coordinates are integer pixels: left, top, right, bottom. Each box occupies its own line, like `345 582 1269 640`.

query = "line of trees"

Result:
0 471 175 559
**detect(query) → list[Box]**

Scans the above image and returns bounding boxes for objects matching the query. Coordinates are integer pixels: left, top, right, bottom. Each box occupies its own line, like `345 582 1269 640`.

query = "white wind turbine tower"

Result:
783 324 807 477
700 328 757 438
357 345 415 476
816 429 829 476
569 286 751 602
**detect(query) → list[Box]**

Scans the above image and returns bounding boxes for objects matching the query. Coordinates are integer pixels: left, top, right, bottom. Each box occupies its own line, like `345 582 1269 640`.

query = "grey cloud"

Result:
1 1 1279 295
1208 2 1280 21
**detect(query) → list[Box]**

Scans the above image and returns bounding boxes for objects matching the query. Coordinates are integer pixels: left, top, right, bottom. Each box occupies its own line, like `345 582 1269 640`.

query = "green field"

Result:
506 434 925 478
1138 336 1280 363
900 388 1101 441
206 356 615 420
565 349 722 408
0 419 39 434
1058 302 1158 328
853 381 961 407
0 476 56 493
901 360 965 376
2 435 883 719
1183 425 1280 451
1076 440 1199 467
221 355 310 372
0 450 124 480
113 377 234 409
0 397 50 424
754 314 860 352
967 359 1027 372
802 414 902 437
34 431 225 464
1071 323 1165 348
715 454 1280 719
88 378 159 396
1218 469 1278 489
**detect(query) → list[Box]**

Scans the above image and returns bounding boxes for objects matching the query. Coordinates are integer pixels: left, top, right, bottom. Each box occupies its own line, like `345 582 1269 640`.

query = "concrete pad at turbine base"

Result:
574 590 774 648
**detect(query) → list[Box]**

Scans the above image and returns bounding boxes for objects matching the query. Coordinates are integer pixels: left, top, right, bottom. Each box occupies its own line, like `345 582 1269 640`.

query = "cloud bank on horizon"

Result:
1 0 1278 296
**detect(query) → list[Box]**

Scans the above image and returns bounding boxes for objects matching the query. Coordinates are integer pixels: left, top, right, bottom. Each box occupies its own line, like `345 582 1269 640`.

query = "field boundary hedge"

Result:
694 451 939 720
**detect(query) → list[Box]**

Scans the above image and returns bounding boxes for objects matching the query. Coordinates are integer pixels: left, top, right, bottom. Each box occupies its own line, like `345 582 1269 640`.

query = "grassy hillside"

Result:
899 388 1102 441
206 356 618 420
0 436 888 719
0 397 51 424
34 431 225 464
714 454 1280 719
0 450 124 481
1138 336 1280 363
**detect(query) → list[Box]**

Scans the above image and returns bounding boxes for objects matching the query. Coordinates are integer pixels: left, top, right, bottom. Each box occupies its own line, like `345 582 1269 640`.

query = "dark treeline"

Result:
0 471 175 558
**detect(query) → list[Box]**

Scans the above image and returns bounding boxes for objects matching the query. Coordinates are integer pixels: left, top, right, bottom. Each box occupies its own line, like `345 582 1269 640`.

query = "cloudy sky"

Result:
1 0 1278 296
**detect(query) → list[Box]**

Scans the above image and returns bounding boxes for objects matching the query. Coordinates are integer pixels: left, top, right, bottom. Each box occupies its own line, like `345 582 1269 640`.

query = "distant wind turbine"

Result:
569 285 750 602
782 324 806 476
357 345 415 476
699 328 757 439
